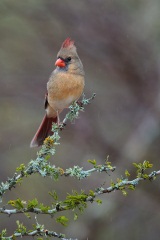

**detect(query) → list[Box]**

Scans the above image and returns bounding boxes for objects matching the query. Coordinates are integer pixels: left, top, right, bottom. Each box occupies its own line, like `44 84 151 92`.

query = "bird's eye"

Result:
66 57 71 62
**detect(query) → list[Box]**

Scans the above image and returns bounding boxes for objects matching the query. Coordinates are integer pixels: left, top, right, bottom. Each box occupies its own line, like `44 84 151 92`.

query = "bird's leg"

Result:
56 110 66 130
76 100 83 108
56 110 60 125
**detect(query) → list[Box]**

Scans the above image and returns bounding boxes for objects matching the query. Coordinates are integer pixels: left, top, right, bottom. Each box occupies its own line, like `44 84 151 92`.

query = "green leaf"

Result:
143 160 153 169
88 159 97 165
8 198 24 210
56 216 69 226
122 190 128 196
16 221 27 234
89 190 95 197
128 185 136 190
74 213 78 221
125 169 130 177
110 180 115 188
49 190 58 201
96 199 102 205
27 198 38 210
45 154 51 161
0 229 7 237
16 164 26 172
39 203 50 213
64 190 88 212
142 174 149 179
133 162 139 168
16 177 23 184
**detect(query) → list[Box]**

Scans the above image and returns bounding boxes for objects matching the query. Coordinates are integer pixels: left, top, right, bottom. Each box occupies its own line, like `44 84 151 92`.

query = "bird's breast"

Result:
47 72 84 112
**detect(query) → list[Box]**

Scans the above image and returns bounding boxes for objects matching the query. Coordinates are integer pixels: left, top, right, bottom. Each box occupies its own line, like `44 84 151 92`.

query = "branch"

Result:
0 220 77 240
88 169 160 197
4 230 75 240
0 94 96 202
1 168 159 217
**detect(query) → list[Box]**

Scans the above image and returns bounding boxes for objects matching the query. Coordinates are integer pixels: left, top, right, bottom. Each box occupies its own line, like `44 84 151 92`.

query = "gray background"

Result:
0 1 160 239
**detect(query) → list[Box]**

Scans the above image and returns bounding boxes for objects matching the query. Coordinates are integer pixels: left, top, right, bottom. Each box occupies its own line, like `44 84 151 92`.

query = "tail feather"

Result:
30 114 57 147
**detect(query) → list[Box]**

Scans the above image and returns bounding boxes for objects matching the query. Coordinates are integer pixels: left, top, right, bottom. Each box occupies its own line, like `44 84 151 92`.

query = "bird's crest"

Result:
61 38 75 48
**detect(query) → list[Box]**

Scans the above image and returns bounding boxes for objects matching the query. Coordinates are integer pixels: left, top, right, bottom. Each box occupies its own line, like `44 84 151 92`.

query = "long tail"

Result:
30 114 57 147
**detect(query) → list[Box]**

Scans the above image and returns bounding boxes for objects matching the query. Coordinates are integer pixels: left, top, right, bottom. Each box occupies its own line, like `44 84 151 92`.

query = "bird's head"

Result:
55 38 84 75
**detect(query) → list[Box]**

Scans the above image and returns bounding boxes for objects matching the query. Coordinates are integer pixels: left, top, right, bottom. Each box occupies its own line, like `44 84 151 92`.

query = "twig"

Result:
1 169 159 217
2 229 77 240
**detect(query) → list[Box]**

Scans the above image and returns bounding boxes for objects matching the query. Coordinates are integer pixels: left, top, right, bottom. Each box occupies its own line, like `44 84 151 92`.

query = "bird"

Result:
30 38 85 147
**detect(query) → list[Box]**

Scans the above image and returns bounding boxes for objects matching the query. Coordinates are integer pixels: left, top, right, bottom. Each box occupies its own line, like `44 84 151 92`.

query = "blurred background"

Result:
0 0 160 239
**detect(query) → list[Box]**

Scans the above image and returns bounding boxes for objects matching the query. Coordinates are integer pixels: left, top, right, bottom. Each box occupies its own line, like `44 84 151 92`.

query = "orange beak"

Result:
55 58 66 67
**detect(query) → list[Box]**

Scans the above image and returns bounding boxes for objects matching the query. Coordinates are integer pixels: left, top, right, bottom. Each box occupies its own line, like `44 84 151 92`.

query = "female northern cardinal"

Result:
30 38 85 147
